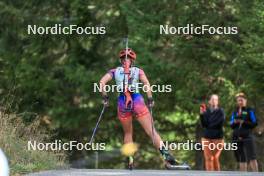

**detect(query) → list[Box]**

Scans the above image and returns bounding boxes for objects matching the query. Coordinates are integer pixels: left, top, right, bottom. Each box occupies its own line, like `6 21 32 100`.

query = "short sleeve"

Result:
108 69 116 79
139 69 146 77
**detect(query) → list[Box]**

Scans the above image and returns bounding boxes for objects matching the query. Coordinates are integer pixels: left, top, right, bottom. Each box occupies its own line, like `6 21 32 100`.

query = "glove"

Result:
147 97 154 108
102 95 109 107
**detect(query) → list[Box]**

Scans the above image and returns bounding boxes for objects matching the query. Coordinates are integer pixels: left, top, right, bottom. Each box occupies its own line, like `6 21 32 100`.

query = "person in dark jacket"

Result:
200 94 225 171
230 93 258 171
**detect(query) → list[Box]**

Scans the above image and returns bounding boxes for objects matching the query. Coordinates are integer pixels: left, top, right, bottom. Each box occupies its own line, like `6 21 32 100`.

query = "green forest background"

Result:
0 0 263 173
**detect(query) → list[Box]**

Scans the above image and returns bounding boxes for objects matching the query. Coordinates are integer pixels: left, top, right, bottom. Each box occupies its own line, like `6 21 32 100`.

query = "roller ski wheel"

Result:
165 162 191 170
164 153 191 170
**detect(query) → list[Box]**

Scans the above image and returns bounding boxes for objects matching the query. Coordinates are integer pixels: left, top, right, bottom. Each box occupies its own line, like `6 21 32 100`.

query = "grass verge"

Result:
0 111 67 175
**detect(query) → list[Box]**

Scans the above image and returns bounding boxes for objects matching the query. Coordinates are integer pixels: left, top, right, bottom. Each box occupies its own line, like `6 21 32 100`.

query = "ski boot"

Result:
126 156 134 170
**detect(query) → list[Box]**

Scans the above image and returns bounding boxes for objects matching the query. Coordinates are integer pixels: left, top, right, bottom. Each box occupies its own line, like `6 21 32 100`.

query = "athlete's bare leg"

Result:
137 114 163 149
120 118 133 144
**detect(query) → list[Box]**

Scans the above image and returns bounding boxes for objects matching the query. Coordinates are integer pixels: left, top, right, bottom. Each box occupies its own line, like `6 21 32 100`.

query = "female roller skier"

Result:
99 48 181 169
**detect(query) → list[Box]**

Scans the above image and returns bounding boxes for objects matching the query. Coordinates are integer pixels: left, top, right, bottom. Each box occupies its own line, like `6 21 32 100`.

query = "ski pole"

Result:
149 106 155 145
89 105 106 144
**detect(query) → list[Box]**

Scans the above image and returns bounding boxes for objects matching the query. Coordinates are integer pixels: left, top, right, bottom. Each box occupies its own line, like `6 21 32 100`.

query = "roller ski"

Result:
160 149 191 170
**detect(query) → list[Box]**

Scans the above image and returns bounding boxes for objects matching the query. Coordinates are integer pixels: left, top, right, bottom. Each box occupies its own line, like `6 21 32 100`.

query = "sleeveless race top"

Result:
109 66 144 93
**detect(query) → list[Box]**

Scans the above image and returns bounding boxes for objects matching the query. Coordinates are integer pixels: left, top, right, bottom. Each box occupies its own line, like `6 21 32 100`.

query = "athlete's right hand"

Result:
102 95 109 107
147 97 154 108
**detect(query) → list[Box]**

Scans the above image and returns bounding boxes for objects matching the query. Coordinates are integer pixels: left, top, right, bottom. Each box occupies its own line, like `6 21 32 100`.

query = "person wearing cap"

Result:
230 93 258 171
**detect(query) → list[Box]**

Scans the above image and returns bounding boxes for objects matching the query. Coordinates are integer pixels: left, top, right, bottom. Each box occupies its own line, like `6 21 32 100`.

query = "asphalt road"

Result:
27 169 264 176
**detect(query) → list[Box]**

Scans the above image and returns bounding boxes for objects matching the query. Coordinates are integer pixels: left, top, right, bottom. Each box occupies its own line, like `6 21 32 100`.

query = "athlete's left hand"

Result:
102 95 109 107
